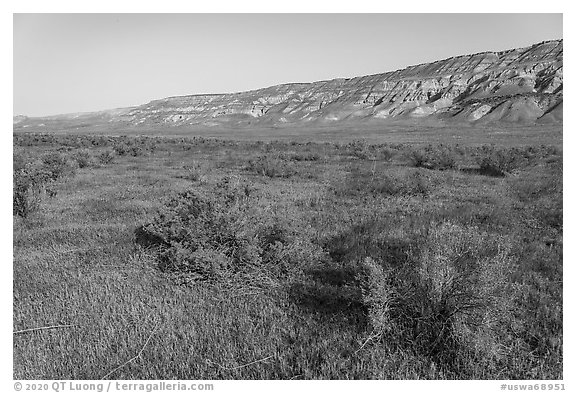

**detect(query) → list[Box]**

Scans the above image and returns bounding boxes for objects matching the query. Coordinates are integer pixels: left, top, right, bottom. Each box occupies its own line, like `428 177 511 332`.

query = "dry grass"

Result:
13 133 562 379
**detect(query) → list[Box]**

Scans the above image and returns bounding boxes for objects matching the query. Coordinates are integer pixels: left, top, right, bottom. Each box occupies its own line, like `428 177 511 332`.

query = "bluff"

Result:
14 39 563 130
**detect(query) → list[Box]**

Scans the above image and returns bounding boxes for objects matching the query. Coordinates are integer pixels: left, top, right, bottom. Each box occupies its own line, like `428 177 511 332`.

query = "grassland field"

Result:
12 127 563 380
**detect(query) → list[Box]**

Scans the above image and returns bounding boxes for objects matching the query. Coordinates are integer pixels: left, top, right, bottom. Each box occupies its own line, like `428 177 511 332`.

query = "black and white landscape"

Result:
13 14 562 380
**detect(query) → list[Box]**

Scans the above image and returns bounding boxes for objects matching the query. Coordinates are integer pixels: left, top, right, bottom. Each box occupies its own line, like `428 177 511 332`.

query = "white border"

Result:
4 4 571 392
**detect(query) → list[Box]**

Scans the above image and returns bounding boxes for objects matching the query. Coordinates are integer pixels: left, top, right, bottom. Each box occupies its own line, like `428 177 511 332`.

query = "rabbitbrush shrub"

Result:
71 149 91 168
97 149 116 164
474 146 529 176
136 178 325 284
13 152 77 218
40 151 77 181
13 165 49 218
369 170 430 197
358 222 516 367
247 155 296 178
333 168 430 198
408 145 459 170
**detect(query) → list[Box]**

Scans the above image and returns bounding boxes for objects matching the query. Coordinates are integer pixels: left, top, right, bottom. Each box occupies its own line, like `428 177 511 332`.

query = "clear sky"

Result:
13 13 563 117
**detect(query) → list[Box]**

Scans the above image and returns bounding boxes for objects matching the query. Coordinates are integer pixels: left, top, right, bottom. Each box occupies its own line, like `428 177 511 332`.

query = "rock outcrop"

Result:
15 39 563 130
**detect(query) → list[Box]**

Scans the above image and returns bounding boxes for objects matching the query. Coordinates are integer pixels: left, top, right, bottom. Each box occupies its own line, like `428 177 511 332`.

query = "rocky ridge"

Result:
15 39 563 130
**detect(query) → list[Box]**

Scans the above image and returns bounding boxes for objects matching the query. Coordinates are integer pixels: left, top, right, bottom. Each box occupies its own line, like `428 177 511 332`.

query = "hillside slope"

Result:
14 39 563 131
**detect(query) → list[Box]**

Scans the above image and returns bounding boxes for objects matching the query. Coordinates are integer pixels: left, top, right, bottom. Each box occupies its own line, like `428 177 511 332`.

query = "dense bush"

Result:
343 140 402 161
110 139 157 157
136 190 254 280
247 155 296 178
97 149 116 164
357 222 516 367
213 176 255 205
375 146 398 162
13 152 77 218
13 164 50 218
474 146 529 176
112 142 129 156
71 149 91 168
333 168 430 198
128 145 144 157
347 140 371 159
41 152 77 180
283 152 322 162
408 145 459 170
136 181 325 284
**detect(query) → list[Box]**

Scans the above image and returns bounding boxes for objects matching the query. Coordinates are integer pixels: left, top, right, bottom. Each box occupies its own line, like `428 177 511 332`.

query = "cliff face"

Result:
15 39 563 130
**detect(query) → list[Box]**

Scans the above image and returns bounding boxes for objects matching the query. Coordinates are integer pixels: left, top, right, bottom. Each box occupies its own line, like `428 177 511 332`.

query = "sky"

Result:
13 13 563 117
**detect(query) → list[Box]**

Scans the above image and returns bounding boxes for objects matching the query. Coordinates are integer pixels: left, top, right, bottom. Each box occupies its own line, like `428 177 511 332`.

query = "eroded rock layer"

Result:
15 39 563 129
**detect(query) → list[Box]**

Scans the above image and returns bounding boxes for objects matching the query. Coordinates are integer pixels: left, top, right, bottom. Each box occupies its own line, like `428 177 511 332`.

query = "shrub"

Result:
182 161 203 181
128 145 145 157
41 152 76 180
414 223 515 357
257 220 326 278
286 152 322 162
136 183 325 284
408 145 459 170
97 149 116 164
90 136 111 147
376 146 398 162
71 149 91 168
357 222 516 367
333 169 430 198
247 155 296 178
474 146 529 176
347 140 371 159
142 140 157 154
13 151 79 218
112 141 148 157
135 190 251 280
13 164 51 218
369 171 430 197
357 257 397 340
213 176 254 206
112 143 129 156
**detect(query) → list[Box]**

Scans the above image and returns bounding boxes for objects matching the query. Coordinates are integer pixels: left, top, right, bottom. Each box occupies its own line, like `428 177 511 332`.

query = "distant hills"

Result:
14 39 562 132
